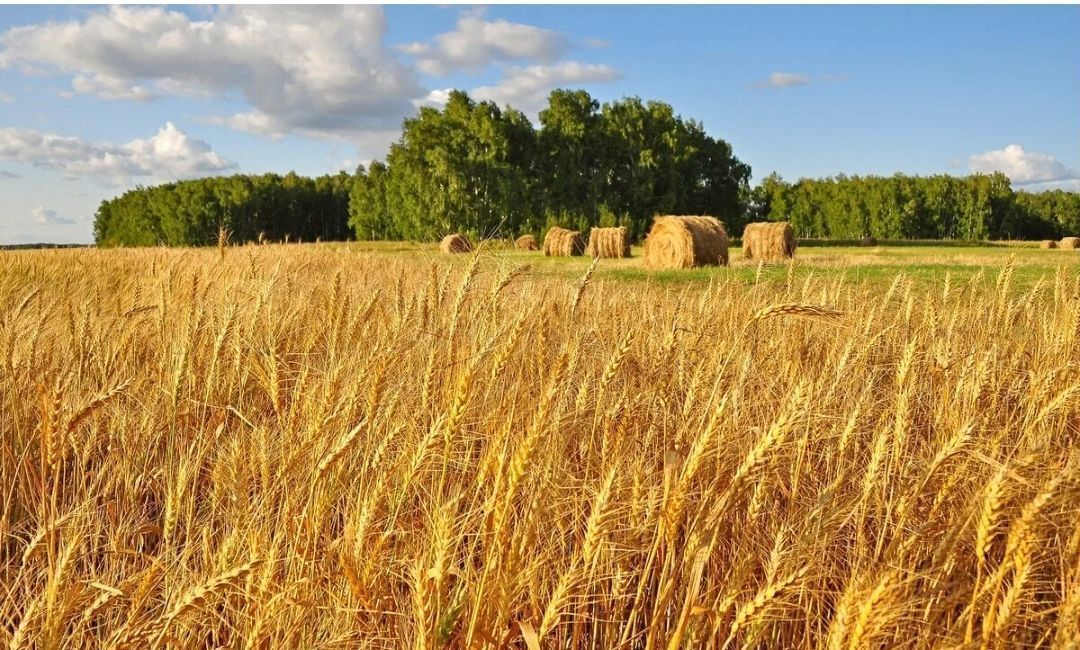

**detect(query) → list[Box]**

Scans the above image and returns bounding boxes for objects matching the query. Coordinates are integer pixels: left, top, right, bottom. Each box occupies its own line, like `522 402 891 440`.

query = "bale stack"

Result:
515 234 539 251
742 222 797 262
587 226 631 258
860 236 878 247
1040 240 1058 249
543 227 586 257
642 216 729 269
439 233 473 254
1060 237 1080 250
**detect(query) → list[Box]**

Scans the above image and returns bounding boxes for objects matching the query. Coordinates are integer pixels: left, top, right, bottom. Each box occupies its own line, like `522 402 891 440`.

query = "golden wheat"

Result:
1 244 1078 648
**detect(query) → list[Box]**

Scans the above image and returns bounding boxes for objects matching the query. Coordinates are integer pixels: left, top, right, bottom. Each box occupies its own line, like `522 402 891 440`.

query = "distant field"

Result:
330 239 1080 288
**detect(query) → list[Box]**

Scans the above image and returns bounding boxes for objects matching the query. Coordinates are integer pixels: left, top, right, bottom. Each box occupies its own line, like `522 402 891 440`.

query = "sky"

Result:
0 4 1078 244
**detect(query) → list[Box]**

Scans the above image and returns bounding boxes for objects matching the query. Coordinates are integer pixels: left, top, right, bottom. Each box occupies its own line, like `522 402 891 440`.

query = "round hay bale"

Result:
860 236 878 247
515 234 538 251
1060 237 1080 250
742 222 797 262
543 227 586 257
587 226 631 258
439 233 473 254
1040 240 1058 249
643 216 729 269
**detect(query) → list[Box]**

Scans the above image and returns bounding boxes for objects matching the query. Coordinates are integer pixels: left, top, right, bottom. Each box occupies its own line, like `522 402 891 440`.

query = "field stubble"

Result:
1 244 1079 648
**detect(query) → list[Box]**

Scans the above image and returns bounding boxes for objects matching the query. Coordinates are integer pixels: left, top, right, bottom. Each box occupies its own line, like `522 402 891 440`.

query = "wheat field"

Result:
1 244 1079 649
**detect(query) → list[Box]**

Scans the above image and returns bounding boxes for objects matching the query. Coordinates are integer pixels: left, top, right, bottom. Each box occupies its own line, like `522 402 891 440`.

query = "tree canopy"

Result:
95 172 351 247
750 172 1079 240
350 89 752 243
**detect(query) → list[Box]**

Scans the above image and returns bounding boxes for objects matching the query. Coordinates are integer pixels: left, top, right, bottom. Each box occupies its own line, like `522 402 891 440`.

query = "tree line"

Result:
93 88 1079 246
750 173 1080 240
94 89 750 247
94 172 352 247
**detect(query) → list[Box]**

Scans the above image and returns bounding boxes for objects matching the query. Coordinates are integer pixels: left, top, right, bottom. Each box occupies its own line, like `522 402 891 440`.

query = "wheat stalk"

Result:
751 303 844 322
152 559 262 648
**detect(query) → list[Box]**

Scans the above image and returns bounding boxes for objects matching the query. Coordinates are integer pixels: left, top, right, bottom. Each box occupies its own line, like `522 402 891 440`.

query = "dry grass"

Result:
2 244 1079 648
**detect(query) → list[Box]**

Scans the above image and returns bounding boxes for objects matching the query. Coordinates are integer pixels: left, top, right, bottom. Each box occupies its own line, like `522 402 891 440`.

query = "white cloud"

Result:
0 5 422 139
756 72 811 89
68 74 153 101
30 207 75 225
472 62 621 116
968 144 1079 186
584 37 611 49
0 122 234 182
0 91 12 103
402 8 571 76
414 88 454 109
205 111 283 139
1020 180 1080 193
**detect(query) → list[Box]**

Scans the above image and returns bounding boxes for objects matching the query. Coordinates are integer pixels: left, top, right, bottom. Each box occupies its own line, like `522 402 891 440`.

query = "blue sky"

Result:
1 4 1077 244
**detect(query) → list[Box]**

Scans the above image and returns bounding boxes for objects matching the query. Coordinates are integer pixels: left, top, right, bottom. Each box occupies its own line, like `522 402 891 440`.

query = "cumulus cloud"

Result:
402 9 571 76
0 122 234 182
968 144 1080 186
0 170 18 178
472 62 621 116
30 207 75 225
0 91 12 103
414 88 455 108
67 74 153 101
756 72 811 89
0 5 422 138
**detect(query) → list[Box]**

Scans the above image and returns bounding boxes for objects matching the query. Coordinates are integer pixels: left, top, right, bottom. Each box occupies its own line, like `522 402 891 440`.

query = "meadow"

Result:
339 239 1078 288
1 242 1079 648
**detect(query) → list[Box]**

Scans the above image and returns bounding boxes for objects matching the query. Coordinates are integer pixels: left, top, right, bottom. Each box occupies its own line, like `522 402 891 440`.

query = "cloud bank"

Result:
0 6 620 140
0 6 423 139
403 9 572 76
30 206 75 225
0 122 234 181
968 144 1079 186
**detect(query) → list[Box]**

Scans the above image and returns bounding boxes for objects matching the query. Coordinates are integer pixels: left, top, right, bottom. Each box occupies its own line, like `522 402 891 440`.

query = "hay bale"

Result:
642 216 729 269
439 233 473 254
742 222 797 262
860 236 878 247
1040 240 1058 249
515 234 538 251
587 227 631 258
1060 237 1080 250
543 227 586 257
